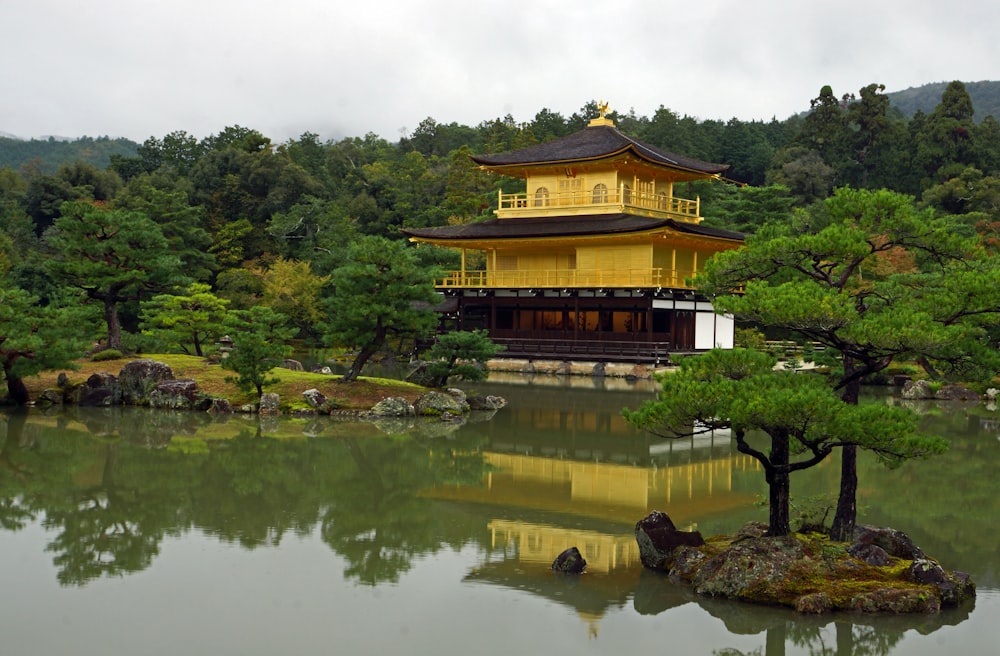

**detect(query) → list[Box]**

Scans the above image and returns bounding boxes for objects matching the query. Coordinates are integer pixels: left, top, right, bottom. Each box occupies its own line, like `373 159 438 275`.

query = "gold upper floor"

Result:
496 183 701 221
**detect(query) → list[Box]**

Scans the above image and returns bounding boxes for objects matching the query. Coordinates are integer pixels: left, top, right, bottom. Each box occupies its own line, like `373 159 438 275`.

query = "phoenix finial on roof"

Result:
597 100 609 119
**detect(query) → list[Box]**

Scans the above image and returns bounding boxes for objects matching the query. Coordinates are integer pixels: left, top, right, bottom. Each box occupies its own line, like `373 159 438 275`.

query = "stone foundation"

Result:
486 358 668 379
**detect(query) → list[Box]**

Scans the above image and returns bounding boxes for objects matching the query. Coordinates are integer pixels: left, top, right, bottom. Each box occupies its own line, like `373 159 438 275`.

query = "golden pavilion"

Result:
403 104 744 363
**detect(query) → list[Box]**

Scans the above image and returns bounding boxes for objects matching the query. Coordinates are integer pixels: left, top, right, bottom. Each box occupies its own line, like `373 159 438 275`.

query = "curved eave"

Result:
474 145 728 180
469 125 729 178
404 215 744 250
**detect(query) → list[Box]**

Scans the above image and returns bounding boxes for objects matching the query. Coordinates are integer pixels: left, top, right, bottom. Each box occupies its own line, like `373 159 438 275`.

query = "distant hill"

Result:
887 80 1000 121
0 135 139 174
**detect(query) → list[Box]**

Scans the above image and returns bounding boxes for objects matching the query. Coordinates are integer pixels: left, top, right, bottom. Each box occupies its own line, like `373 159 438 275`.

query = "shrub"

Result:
91 348 123 362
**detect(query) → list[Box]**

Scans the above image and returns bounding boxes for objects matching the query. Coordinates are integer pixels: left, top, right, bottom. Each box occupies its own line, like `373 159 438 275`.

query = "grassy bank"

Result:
22 354 427 410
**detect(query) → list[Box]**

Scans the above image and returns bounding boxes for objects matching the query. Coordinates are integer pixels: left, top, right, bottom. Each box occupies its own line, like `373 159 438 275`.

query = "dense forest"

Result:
3 80 1000 393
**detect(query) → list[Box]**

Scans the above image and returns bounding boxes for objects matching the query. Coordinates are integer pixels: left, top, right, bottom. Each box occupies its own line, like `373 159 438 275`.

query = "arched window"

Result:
533 186 550 207
622 184 632 204
592 183 608 204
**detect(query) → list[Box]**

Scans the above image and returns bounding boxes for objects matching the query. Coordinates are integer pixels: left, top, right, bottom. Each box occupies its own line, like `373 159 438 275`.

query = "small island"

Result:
632 511 975 614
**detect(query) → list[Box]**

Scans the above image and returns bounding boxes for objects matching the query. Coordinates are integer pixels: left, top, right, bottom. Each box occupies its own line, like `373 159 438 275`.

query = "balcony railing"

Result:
497 186 700 220
435 268 697 290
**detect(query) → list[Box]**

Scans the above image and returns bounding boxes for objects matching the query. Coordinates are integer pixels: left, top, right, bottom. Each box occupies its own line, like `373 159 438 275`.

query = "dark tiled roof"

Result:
403 214 744 242
470 124 728 174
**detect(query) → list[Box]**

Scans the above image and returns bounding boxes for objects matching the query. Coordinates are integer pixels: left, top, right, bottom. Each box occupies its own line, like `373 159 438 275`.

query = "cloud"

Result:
2 0 998 143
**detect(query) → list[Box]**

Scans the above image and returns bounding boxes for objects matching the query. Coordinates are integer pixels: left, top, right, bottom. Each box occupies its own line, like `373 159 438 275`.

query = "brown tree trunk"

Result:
767 431 791 536
831 358 863 541
341 343 377 383
830 444 857 541
2 360 30 405
105 298 123 351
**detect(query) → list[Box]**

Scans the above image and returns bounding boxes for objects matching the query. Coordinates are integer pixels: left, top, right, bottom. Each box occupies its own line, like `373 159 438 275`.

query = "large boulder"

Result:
207 398 233 414
851 525 924 560
909 558 976 607
370 397 415 417
635 510 705 571
934 384 980 402
692 535 804 600
149 379 200 410
303 388 327 410
414 390 469 416
900 379 933 400
259 393 281 415
77 372 122 406
551 546 587 574
119 359 174 405
467 394 507 411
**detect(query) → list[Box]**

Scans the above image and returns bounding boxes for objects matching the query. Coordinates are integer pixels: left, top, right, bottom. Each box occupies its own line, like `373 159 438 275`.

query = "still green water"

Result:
1 376 997 656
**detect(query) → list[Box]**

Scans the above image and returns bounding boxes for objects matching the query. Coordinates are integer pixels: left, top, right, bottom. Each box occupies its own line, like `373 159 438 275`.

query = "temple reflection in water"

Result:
423 377 768 636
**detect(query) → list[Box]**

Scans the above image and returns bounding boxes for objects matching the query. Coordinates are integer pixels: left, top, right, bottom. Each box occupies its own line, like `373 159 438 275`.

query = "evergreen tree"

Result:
700 187 1000 540
624 349 942 536
421 330 502 387
140 283 230 357
221 305 296 397
0 286 93 404
324 236 439 383
44 201 186 350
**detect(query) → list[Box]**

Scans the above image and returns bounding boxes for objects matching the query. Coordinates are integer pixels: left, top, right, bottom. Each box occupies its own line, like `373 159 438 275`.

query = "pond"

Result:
1 376 997 656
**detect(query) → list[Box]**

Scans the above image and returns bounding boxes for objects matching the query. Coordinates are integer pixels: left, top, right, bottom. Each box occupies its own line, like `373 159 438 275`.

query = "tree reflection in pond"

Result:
0 408 489 586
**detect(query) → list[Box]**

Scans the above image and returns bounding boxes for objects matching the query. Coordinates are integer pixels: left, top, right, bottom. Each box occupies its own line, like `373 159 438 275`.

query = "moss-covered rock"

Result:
635 512 975 614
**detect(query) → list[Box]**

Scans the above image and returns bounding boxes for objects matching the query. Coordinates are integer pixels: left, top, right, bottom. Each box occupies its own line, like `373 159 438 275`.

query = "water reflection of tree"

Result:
707 598 971 656
319 434 487 585
0 410 35 531
43 444 171 585
0 409 489 586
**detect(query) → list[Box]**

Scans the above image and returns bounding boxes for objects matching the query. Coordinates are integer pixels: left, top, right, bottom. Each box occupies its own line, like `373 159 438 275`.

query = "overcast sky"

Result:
3 0 998 144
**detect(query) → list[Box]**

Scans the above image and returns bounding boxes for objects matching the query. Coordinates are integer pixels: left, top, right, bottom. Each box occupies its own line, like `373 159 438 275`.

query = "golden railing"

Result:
497 187 700 220
434 268 697 289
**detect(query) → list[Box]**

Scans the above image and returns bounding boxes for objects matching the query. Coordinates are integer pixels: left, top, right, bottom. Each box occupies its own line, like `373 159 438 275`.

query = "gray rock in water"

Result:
551 547 587 574
934 384 980 401
370 397 416 417
467 394 507 411
149 379 199 410
635 510 705 571
414 390 469 416
207 398 233 414
900 379 933 400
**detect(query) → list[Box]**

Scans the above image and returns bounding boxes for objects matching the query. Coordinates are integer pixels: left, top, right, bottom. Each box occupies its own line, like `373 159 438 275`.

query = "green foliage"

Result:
221 306 297 396
324 236 440 382
44 200 187 350
702 183 794 234
734 327 768 350
887 80 1000 122
0 286 93 403
91 348 124 362
140 283 230 356
700 187 997 539
421 330 503 387
113 180 216 282
624 349 945 536
258 257 330 341
0 135 138 173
